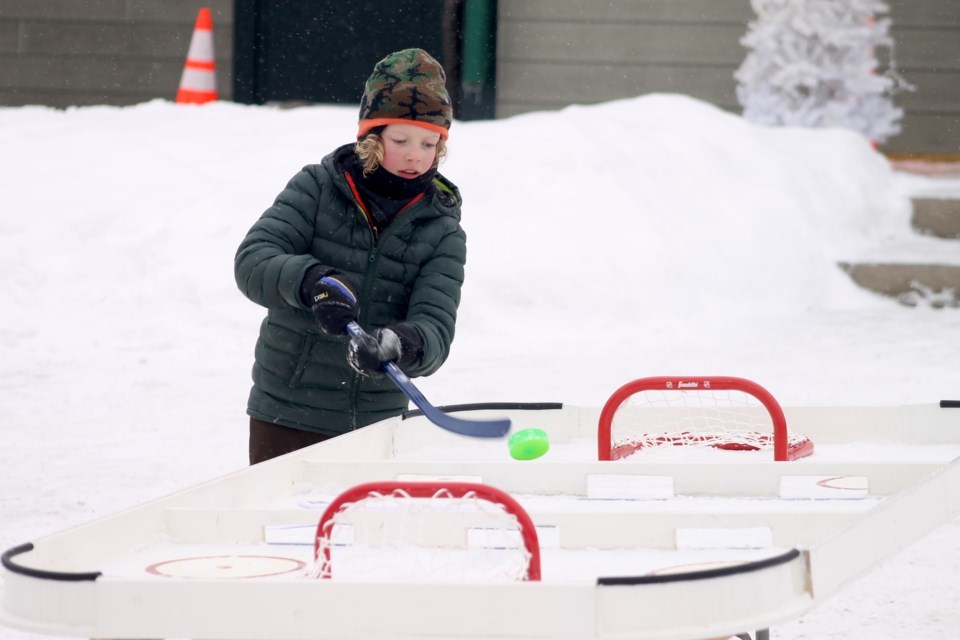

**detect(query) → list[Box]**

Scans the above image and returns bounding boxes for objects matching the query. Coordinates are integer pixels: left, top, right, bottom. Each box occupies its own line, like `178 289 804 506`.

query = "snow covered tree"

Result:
735 0 910 144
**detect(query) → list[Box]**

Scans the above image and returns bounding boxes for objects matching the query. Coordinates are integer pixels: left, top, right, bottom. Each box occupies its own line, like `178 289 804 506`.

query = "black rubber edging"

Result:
597 548 802 586
402 402 563 420
940 400 960 408
2 542 102 582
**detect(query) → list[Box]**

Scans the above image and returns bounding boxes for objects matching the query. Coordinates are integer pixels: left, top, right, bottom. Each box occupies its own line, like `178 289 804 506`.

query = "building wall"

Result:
496 0 960 155
0 0 233 107
887 2 960 155
0 1 955 155
496 0 750 116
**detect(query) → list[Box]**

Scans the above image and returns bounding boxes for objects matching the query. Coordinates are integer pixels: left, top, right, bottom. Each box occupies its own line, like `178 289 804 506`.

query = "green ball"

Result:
508 428 550 460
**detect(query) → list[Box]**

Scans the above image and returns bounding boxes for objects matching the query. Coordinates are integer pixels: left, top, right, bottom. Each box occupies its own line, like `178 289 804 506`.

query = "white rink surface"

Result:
89 537 794 585
397 437 960 464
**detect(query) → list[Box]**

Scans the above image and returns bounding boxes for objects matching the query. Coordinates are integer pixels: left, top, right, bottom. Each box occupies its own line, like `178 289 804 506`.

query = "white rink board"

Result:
3 402 960 640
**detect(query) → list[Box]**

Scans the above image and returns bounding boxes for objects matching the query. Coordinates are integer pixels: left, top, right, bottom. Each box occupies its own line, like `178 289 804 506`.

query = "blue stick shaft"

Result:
345 322 510 438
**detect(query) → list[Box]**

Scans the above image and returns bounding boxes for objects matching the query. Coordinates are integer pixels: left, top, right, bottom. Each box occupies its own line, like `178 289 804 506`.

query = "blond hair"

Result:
355 133 447 176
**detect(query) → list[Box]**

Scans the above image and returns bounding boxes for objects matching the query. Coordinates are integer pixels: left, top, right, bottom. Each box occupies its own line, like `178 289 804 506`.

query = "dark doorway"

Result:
234 0 481 113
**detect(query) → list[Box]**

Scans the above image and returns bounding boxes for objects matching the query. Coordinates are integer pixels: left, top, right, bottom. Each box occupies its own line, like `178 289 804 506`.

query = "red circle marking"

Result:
146 555 306 579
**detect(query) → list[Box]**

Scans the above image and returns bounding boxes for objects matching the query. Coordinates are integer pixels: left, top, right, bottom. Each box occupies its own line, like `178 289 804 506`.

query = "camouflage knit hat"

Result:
357 48 452 140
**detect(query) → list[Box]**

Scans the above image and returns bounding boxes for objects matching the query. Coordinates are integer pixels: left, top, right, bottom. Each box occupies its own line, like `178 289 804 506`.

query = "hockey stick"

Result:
346 322 511 438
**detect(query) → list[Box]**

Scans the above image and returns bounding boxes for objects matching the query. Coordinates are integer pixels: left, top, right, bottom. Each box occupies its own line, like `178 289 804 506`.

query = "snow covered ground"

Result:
2 94 959 639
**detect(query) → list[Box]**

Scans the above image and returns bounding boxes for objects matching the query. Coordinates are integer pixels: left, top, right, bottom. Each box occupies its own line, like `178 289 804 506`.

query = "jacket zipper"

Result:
343 171 428 430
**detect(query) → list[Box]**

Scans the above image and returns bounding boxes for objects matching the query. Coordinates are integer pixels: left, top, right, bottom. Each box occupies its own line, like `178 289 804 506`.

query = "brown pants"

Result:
248 417 332 465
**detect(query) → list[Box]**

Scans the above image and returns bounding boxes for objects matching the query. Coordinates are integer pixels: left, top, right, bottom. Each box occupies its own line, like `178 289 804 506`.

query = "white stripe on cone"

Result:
186 31 214 61
179 68 216 92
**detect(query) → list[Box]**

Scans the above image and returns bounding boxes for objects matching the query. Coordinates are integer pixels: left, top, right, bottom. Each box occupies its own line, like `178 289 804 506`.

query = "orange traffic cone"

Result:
176 7 218 104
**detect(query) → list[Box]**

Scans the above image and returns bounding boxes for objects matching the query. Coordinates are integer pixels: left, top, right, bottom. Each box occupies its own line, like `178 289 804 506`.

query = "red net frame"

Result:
313 481 542 581
597 376 814 462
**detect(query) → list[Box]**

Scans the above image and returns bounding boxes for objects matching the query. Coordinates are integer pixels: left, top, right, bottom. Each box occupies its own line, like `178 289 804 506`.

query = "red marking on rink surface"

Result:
146 555 306 579
815 476 869 491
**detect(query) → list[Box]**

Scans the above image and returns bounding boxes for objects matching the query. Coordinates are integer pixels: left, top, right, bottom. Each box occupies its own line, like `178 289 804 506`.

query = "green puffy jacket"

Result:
235 145 467 435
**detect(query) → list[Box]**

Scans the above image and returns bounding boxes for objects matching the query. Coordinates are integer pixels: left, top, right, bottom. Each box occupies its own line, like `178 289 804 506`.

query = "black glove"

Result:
300 266 360 336
348 324 423 378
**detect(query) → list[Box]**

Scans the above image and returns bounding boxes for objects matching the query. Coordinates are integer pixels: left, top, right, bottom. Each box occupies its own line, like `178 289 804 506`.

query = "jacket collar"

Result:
325 144 462 219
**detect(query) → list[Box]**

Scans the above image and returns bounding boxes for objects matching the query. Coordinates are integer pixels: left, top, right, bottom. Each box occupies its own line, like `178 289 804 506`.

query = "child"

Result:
235 49 466 464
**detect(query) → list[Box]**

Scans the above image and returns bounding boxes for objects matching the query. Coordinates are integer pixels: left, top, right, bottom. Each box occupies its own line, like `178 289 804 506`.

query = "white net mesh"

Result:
310 487 535 582
611 387 810 460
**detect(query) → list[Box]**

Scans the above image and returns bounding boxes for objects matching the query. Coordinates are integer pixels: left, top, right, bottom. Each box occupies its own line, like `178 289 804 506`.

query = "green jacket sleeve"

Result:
404 224 467 377
234 168 324 310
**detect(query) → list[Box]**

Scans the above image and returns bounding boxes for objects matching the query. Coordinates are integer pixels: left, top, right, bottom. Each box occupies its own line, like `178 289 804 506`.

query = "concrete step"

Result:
838 180 960 306
839 262 960 308
912 198 960 238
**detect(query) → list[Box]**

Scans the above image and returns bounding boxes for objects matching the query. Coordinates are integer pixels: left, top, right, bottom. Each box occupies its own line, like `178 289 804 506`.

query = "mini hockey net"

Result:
311 481 541 582
597 376 814 461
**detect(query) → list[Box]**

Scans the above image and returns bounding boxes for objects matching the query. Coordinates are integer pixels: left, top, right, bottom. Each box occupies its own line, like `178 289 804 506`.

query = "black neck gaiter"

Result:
363 164 437 199
350 159 437 230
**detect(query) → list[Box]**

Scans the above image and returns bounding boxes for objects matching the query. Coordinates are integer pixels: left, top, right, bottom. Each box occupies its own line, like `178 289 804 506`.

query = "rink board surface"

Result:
3 402 960 639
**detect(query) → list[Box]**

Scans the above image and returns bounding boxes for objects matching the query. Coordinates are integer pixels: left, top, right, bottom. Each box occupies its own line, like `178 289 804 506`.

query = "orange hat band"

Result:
357 118 449 140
